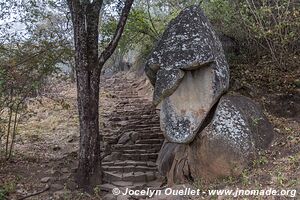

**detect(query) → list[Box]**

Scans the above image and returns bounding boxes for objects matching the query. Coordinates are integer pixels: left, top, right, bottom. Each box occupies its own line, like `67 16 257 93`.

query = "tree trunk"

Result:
67 0 103 190
67 0 134 191
76 67 102 191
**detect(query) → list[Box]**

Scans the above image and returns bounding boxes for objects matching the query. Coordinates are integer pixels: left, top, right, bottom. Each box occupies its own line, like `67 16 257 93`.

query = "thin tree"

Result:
66 0 134 190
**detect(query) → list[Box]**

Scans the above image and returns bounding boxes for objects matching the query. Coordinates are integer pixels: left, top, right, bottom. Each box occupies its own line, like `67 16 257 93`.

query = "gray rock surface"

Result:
103 193 117 200
53 190 71 199
157 95 274 184
145 6 229 143
118 132 132 144
188 95 274 181
40 177 51 183
156 141 178 176
157 141 189 185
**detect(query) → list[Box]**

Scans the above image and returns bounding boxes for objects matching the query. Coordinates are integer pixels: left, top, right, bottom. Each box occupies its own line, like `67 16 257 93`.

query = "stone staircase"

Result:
99 73 165 193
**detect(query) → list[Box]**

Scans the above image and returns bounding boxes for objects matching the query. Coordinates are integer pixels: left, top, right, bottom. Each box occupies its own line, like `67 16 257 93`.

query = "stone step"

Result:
122 127 162 133
106 121 160 128
136 139 164 145
105 122 160 129
108 115 159 121
121 129 162 135
119 153 159 161
102 160 157 167
114 149 158 154
99 183 116 192
103 136 118 144
127 123 160 127
102 132 119 136
117 99 150 104
102 165 157 173
102 132 164 141
111 133 164 142
100 74 164 188
133 133 165 140
116 102 150 106
113 110 154 115
103 171 157 183
115 104 151 109
118 96 147 99
100 180 162 192
112 144 162 151
110 113 155 118
102 113 155 118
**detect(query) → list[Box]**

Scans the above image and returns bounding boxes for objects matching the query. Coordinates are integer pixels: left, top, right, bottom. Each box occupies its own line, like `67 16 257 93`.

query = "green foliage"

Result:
201 0 300 67
0 188 8 200
0 0 73 159
101 0 173 71
237 0 300 66
201 0 237 35
0 180 16 200
121 8 160 57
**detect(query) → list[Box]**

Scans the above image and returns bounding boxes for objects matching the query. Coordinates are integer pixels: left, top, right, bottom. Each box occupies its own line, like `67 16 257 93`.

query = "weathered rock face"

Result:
145 6 229 143
157 95 275 184
188 95 274 181
156 142 189 185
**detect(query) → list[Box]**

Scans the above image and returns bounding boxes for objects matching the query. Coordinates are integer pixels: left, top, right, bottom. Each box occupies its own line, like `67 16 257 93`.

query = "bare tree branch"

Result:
66 0 81 20
146 0 159 38
99 0 134 67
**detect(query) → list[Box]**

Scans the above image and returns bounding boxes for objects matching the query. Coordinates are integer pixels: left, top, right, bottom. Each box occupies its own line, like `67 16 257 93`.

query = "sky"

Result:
0 0 120 35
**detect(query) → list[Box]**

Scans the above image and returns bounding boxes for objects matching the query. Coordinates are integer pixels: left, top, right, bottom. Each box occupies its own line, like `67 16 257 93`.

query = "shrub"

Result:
202 0 300 67
236 0 300 67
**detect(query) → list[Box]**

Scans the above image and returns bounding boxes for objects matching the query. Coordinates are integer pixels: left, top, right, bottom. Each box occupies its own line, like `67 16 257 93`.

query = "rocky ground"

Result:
0 68 299 199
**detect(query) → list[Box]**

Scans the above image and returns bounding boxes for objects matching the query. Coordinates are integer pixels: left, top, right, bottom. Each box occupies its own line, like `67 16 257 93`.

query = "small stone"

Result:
130 132 139 142
66 180 77 190
51 183 64 190
71 166 77 173
61 168 68 173
53 145 61 151
51 170 61 177
103 152 121 162
53 190 71 199
41 177 51 183
103 193 117 200
117 195 130 200
118 132 132 144
294 79 300 88
61 173 71 180
16 188 27 195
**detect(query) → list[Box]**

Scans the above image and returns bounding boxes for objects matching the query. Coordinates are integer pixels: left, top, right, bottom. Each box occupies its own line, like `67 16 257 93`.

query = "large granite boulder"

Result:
145 6 229 143
157 95 275 184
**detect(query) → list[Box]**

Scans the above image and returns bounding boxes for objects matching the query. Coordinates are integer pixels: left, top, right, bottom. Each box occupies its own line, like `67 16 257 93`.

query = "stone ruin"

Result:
145 6 274 184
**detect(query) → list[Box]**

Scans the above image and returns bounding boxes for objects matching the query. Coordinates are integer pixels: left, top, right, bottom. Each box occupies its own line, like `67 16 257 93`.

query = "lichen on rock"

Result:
145 5 229 143
157 95 275 184
145 5 274 185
